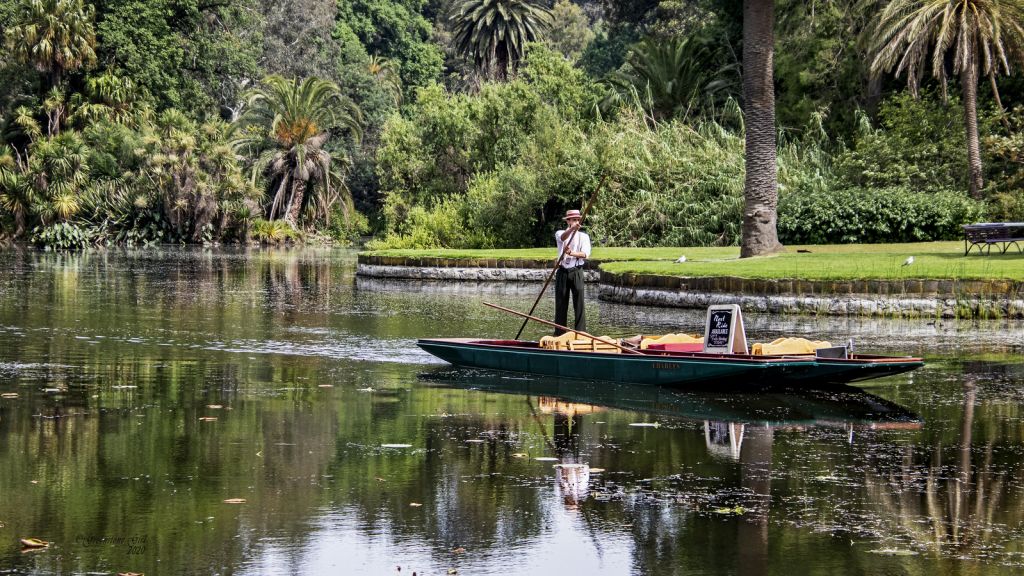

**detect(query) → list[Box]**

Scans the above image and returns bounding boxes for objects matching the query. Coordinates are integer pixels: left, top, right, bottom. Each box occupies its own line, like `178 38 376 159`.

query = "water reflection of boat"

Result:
416 338 924 388
417 367 921 430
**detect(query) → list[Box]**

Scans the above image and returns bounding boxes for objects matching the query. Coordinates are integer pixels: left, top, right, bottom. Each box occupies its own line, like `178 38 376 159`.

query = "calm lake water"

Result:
1 247 1023 576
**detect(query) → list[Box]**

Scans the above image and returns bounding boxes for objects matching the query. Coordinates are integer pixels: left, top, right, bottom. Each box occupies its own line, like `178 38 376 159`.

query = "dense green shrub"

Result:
833 93 967 194
778 186 985 244
983 104 1024 203
373 46 602 248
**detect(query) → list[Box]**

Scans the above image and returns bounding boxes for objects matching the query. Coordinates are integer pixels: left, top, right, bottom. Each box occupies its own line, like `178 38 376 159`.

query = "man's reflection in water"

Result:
545 400 592 506
705 420 746 460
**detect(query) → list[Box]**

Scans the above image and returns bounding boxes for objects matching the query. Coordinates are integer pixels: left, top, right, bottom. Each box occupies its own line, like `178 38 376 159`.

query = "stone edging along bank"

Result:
357 254 1024 319
356 255 601 282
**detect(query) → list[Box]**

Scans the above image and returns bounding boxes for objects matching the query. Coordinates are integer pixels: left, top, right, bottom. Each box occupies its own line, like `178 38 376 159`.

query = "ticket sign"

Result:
703 304 748 354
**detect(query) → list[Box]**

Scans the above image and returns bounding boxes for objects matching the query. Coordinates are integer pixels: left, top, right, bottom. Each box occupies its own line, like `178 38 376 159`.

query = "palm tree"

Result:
236 75 362 227
603 35 739 122
5 0 97 89
450 0 553 80
867 0 1024 199
0 149 33 237
26 132 91 224
367 55 403 105
740 0 784 257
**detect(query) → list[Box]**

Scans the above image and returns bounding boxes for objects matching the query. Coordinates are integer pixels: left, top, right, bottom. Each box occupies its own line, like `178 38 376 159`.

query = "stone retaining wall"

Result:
598 272 1024 319
356 254 1024 318
357 255 600 282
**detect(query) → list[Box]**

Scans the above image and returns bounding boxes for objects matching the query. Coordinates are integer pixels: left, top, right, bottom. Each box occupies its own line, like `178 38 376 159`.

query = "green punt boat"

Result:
415 338 924 387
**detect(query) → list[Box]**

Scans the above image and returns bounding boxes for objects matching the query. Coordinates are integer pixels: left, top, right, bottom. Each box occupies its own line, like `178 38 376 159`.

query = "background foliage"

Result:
1 0 1022 248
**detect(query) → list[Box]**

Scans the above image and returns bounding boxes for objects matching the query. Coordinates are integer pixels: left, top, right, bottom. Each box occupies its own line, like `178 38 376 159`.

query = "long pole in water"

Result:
486 301 643 355
513 174 606 340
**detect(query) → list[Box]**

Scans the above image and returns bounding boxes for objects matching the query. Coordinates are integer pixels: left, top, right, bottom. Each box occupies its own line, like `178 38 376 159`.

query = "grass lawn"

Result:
363 242 1024 281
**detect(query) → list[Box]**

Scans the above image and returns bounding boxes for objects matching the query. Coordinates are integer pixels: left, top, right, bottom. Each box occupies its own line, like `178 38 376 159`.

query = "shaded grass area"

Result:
364 242 1024 281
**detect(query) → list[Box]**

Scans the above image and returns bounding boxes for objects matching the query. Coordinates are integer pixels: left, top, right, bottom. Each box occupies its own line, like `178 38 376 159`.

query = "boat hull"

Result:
416 338 923 387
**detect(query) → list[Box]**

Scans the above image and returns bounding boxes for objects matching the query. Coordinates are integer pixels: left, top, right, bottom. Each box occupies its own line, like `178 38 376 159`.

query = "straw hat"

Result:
563 209 582 220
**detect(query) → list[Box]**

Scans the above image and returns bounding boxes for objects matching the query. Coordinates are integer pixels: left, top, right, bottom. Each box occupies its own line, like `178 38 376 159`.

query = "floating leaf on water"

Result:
448 570 458 575
376 477 387 482
199 417 217 422
206 405 223 410
629 422 660 428
222 498 247 504
20 538 48 549
534 457 558 462
712 506 745 515
453 547 465 554
409 503 422 507
381 444 412 448
868 548 917 556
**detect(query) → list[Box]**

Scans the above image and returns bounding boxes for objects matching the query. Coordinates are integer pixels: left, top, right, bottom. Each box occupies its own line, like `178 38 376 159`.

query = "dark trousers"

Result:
554 266 585 335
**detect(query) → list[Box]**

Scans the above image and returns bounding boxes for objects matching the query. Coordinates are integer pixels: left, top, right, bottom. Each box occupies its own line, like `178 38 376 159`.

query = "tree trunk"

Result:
283 179 306 227
738 425 772 576
961 63 984 199
740 0 783 258
866 73 883 118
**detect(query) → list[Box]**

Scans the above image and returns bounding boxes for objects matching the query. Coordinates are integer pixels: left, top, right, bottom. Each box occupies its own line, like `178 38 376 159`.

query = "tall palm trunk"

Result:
740 0 783 258
284 179 307 227
961 62 984 199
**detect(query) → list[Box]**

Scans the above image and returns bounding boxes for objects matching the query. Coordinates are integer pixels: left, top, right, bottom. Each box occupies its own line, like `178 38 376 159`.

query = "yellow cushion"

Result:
540 333 620 353
639 333 704 350
751 337 832 356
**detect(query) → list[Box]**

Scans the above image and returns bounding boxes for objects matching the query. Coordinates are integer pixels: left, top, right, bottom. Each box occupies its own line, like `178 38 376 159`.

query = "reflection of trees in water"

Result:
0 358 340 575
859 380 1024 557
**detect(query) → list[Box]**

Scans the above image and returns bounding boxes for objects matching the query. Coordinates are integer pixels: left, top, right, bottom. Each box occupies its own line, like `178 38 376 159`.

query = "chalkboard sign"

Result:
702 304 748 354
707 309 733 348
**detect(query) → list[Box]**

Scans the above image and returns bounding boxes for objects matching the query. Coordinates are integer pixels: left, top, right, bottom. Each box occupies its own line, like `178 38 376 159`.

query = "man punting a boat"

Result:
553 209 591 336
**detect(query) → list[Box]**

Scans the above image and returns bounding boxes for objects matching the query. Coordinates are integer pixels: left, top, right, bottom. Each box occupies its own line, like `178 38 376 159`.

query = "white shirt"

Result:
555 229 591 268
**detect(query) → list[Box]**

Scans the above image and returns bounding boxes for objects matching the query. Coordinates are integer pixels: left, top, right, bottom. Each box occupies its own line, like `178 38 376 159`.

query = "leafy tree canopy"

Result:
337 0 444 91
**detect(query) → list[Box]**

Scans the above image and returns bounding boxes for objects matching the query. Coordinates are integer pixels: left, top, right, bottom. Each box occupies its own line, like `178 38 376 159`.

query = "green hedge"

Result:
778 186 985 244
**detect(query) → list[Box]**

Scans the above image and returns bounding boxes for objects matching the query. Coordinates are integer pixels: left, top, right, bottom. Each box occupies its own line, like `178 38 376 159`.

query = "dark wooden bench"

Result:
962 223 1024 255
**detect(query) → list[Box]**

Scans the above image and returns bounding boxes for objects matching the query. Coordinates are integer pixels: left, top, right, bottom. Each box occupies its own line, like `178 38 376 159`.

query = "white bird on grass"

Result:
901 256 914 267
675 255 687 263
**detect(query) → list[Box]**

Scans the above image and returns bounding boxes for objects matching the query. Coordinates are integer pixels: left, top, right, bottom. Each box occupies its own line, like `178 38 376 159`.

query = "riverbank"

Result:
358 242 1024 318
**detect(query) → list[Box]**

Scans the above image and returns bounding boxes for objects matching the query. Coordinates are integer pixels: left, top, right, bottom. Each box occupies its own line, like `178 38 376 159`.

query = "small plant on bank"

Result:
251 219 300 244
30 221 96 250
